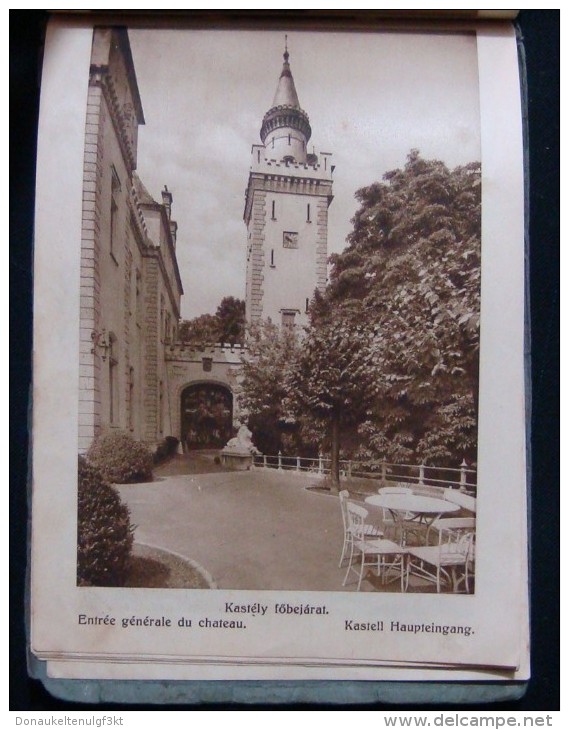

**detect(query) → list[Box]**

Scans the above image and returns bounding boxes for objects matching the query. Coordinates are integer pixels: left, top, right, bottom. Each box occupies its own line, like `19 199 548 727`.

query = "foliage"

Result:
153 435 179 465
77 456 134 587
285 297 377 488
216 296 246 343
178 313 219 346
87 431 153 484
179 296 246 346
182 385 233 449
239 320 307 456
235 152 481 476
326 150 481 465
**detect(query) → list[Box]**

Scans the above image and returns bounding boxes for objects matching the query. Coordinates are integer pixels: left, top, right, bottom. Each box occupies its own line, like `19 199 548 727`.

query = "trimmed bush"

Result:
87 431 153 484
77 456 134 587
153 435 180 465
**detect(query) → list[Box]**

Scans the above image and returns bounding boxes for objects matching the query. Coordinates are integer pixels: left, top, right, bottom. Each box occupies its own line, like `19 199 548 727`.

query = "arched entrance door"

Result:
181 383 233 451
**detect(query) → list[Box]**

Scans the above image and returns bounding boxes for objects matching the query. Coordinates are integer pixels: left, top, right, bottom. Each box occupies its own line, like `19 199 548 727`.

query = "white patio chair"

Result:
342 502 407 591
427 516 476 545
338 490 383 567
407 526 475 593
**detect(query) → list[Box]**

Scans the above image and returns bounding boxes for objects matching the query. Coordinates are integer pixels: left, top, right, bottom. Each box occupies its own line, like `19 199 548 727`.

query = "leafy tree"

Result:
178 313 220 345
178 297 246 346
285 296 376 491
238 151 481 482
239 320 304 456
326 150 481 467
216 296 246 344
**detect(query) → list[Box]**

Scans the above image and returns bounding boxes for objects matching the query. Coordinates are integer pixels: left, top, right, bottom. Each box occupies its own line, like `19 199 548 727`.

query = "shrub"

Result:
87 431 153 484
153 435 180 465
77 456 134 586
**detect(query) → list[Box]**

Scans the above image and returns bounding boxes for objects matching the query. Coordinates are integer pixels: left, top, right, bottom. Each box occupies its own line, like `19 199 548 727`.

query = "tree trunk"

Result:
329 409 341 494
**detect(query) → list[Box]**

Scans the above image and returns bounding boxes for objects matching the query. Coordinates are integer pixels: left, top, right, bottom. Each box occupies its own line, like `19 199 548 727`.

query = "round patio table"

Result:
365 493 460 546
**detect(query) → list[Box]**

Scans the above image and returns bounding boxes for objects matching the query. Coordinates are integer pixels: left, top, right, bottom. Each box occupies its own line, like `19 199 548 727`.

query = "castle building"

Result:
244 41 334 329
78 32 334 454
78 27 183 452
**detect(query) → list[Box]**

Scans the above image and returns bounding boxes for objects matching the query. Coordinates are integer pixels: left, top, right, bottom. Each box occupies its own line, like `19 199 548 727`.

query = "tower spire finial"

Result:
284 34 289 63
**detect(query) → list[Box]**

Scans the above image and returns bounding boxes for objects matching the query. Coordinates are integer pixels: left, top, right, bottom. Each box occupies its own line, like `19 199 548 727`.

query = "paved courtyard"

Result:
118 468 364 592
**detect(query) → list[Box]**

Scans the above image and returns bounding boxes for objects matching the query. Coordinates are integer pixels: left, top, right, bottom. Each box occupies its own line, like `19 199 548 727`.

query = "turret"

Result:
244 37 333 328
259 37 311 164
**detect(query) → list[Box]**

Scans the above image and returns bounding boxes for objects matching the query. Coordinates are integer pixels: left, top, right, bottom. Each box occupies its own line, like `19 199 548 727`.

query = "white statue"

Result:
224 423 260 454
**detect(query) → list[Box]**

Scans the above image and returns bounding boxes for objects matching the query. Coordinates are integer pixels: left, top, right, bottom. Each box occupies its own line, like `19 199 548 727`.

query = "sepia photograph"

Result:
29 13 530 681
75 25 481 595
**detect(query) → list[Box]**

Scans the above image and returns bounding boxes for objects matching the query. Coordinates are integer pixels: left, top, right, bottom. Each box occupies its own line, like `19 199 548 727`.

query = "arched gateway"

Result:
181 383 233 451
165 343 245 450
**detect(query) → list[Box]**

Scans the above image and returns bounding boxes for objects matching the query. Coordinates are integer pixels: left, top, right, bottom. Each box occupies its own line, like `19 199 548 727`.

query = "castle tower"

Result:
244 39 334 329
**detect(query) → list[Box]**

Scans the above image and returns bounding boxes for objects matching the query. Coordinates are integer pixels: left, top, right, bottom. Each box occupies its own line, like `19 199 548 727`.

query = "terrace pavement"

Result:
117 465 364 592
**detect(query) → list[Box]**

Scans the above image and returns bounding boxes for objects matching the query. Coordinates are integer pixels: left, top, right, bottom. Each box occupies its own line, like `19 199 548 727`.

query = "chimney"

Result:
161 185 172 220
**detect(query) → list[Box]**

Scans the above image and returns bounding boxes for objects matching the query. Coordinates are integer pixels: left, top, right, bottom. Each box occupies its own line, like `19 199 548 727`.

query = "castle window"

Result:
271 200 276 220
307 203 311 222
306 297 310 313
159 380 164 434
270 249 275 267
128 366 135 432
165 311 171 344
288 134 291 145
283 231 298 249
281 310 297 331
202 357 213 373
257 149 261 163
108 333 118 425
110 166 121 263
135 269 142 327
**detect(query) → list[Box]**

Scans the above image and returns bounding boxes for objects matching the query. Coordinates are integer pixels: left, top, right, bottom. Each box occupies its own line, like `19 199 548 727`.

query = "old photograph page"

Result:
30 17 528 677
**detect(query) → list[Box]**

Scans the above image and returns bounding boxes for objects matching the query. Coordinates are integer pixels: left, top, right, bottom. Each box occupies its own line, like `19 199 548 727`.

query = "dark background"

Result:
10 10 559 711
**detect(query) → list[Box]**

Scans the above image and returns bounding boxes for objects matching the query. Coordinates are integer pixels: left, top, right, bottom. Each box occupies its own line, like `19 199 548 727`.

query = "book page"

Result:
30 17 528 677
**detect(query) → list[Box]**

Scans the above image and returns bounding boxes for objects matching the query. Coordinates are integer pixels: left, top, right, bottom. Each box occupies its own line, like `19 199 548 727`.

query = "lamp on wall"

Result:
91 329 111 361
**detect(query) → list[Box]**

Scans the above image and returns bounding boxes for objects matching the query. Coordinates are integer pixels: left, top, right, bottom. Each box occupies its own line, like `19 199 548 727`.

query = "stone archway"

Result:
180 383 233 452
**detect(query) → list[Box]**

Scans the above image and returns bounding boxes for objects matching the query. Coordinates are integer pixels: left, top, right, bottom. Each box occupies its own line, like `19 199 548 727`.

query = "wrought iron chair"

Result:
407 524 475 593
342 502 407 591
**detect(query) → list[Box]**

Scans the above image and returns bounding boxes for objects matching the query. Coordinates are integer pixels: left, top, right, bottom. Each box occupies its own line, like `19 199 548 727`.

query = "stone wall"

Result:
165 344 245 442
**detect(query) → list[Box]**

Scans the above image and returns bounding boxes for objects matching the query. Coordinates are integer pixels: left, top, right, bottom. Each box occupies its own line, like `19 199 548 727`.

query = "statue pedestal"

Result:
220 448 254 471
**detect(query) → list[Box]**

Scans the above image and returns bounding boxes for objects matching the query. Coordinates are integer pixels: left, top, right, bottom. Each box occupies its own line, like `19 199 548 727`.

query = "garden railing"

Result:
251 453 477 495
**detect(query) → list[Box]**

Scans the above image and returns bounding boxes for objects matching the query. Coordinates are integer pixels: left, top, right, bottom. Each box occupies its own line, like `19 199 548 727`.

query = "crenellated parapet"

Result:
165 342 248 364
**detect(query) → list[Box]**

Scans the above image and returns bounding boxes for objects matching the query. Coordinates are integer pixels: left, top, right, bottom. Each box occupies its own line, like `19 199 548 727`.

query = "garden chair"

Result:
427 516 475 545
338 490 383 567
342 502 407 592
406 525 475 593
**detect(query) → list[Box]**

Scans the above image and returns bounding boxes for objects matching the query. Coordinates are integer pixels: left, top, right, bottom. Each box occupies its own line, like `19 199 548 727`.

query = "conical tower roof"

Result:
271 47 300 108
260 39 311 147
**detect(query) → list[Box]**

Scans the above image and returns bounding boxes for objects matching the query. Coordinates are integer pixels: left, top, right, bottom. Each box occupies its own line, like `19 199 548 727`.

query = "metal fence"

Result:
251 452 477 494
